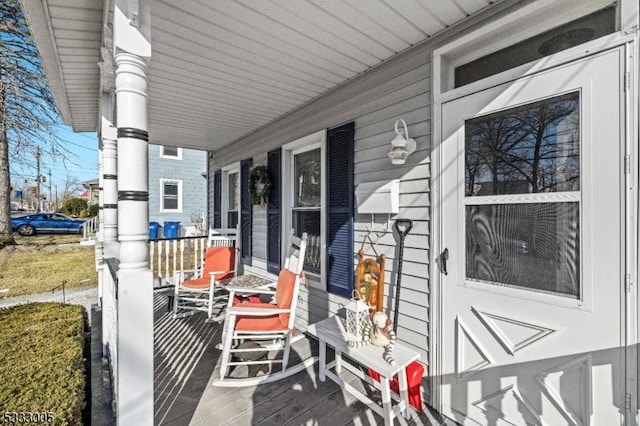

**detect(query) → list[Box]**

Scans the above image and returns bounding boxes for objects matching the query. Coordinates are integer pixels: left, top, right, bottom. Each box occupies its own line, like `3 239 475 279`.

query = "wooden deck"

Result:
153 292 456 426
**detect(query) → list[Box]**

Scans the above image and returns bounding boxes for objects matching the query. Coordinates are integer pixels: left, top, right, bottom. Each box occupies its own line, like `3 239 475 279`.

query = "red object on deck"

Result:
367 361 425 412
233 294 261 305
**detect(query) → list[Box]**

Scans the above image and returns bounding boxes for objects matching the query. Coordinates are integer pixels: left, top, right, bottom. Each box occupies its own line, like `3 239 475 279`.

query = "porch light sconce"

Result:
387 119 416 165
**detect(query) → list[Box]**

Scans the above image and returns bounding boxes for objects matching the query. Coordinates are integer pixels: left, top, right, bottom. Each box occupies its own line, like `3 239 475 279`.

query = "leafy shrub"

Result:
88 203 99 217
60 197 87 217
0 303 86 425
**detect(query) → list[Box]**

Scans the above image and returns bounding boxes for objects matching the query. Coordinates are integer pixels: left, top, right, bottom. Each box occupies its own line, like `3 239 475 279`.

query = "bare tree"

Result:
61 174 85 200
0 0 76 242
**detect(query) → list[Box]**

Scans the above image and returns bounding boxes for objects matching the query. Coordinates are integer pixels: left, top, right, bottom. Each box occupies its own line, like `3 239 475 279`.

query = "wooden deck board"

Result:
154 293 457 426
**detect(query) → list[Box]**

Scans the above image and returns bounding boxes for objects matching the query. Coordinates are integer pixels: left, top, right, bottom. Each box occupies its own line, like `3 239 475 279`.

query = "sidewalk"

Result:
0 286 98 314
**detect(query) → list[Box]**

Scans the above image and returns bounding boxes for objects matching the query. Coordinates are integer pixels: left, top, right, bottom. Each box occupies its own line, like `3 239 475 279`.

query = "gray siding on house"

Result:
209 42 433 363
148 144 208 230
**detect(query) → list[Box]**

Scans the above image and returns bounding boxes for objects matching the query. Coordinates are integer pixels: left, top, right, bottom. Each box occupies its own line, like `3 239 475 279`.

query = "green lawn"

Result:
0 237 97 298
0 303 87 425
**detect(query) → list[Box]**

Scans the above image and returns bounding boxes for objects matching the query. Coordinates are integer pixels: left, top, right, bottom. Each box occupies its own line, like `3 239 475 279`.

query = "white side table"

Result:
307 316 421 426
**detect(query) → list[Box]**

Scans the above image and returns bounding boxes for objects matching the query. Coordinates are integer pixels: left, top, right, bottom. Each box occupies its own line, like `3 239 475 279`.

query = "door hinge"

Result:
625 393 632 411
624 72 630 92
625 274 632 293
624 155 631 175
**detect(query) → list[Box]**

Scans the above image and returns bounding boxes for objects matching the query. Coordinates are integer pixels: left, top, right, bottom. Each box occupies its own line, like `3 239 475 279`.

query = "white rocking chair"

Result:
173 227 239 320
212 231 317 387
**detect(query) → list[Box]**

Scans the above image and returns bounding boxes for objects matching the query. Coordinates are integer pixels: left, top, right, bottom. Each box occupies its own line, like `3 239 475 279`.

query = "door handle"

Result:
441 248 449 276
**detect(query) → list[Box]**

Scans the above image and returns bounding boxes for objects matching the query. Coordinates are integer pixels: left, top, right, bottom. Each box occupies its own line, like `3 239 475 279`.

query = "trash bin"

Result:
148 221 160 240
163 221 181 239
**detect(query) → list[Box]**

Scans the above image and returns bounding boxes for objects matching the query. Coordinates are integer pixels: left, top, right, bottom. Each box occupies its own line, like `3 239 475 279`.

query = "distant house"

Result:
81 179 99 207
148 144 207 236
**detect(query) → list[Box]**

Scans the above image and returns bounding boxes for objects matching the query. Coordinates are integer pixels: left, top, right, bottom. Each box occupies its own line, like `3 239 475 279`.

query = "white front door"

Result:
439 48 626 425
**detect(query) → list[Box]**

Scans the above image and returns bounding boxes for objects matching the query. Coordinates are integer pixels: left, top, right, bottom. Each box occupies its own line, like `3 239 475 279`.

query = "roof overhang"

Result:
21 0 506 150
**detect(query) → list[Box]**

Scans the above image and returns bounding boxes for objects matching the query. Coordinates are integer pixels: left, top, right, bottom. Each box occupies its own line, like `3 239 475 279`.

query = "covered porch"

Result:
21 0 640 424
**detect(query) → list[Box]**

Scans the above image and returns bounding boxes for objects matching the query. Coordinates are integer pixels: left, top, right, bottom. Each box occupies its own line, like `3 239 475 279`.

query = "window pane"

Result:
294 149 321 207
466 203 579 298
293 209 320 274
465 92 580 196
227 212 238 229
164 183 178 196
164 198 178 210
454 7 615 87
163 146 178 157
228 173 238 210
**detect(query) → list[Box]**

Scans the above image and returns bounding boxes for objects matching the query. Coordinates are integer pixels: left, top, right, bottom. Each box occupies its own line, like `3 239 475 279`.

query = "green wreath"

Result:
249 165 271 206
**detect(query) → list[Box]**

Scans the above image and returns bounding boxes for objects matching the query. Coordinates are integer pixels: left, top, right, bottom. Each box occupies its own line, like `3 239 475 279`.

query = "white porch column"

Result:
113 0 153 423
102 136 119 249
95 146 104 305
100 92 118 357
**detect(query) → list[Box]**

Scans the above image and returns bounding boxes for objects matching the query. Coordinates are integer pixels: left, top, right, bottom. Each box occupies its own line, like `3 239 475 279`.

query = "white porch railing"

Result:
149 236 208 288
83 216 99 240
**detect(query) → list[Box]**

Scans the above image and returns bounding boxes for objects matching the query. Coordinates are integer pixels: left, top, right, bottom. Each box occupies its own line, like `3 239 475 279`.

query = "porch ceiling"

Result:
23 0 500 151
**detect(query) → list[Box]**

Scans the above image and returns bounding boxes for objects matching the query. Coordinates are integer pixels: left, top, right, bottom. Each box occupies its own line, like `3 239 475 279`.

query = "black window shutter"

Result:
213 169 222 229
240 158 253 264
326 122 355 297
267 148 282 274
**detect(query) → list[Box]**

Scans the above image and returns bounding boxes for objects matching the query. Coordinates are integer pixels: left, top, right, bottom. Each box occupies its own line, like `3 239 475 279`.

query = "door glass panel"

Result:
465 92 580 196
464 92 581 299
466 203 580 298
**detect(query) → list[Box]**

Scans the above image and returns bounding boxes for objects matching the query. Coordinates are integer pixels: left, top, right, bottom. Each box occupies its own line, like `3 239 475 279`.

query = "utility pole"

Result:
35 147 41 212
48 170 52 211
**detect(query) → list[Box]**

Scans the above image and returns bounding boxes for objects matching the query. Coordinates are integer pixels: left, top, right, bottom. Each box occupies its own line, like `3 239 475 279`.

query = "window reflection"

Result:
465 92 580 196
227 172 238 228
295 150 321 207
228 173 238 210
293 148 321 273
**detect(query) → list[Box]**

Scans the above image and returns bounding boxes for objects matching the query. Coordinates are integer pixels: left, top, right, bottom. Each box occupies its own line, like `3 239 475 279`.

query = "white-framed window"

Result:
282 131 326 285
160 179 182 212
222 163 240 229
160 145 182 160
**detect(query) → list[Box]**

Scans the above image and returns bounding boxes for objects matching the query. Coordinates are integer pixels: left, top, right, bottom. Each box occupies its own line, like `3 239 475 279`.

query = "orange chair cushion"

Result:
182 277 211 289
275 269 297 324
235 315 286 331
203 246 236 280
234 269 298 331
181 246 235 289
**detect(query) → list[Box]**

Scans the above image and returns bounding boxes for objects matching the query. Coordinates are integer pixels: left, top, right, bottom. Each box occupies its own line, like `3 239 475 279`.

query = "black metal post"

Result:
392 219 412 333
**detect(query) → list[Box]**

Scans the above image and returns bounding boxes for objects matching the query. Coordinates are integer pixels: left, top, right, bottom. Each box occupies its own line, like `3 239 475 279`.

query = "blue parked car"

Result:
11 213 86 236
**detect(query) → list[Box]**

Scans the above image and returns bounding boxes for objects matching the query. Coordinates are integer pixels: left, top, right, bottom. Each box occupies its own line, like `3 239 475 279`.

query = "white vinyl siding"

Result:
210 42 432 362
